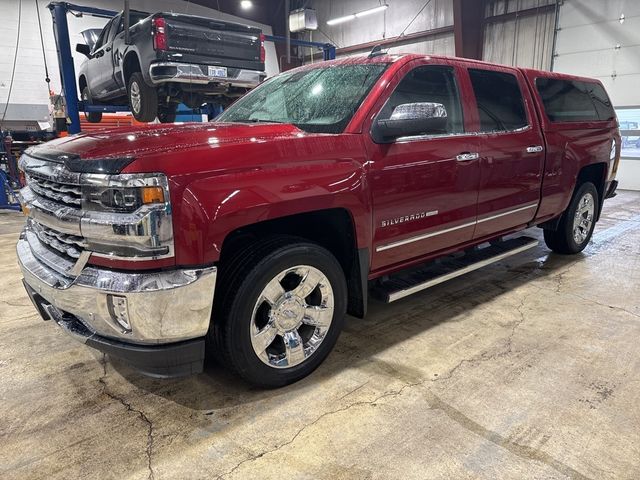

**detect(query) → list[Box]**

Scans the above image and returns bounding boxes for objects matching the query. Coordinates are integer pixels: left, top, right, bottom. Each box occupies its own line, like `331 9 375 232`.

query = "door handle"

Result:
94 50 103 58
105 46 112 52
526 145 543 153
456 152 479 161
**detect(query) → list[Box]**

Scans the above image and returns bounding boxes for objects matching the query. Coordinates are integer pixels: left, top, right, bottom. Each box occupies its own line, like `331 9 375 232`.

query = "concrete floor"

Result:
1 192 640 480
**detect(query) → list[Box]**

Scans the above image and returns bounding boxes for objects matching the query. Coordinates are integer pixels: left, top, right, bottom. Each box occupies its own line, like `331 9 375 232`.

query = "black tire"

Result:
81 87 102 123
544 182 599 254
158 104 178 123
208 236 348 387
127 72 158 122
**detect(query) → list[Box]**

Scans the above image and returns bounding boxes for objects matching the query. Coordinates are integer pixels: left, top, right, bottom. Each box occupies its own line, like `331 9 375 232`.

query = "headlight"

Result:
78 173 174 261
81 173 168 213
82 185 165 212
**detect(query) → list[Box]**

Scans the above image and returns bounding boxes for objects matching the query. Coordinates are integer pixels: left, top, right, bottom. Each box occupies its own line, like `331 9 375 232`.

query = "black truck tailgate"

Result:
164 14 262 64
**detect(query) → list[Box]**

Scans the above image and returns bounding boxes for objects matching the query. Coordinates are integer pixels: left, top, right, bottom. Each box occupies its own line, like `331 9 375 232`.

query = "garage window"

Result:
535 78 615 123
469 69 528 133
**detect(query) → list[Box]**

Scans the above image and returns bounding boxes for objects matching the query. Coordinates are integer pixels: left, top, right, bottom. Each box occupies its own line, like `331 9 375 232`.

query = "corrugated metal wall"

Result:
482 0 556 69
0 0 278 127
553 0 640 190
302 0 455 56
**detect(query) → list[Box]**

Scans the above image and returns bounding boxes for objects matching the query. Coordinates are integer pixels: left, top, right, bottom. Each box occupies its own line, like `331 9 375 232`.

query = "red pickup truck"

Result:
17 53 620 387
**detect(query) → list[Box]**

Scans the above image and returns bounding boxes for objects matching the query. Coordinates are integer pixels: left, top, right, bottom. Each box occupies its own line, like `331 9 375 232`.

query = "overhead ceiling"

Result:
187 0 283 30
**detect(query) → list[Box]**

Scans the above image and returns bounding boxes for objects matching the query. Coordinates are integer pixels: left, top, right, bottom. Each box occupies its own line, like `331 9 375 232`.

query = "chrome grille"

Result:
26 173 82 208
30 220 86 259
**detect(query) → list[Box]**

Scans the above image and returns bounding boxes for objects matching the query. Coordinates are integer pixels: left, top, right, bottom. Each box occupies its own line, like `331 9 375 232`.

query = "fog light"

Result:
107 294 131 333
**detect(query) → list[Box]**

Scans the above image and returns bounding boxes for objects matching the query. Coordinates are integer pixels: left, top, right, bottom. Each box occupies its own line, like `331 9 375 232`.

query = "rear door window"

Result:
468 69 528 132
585 83 616 121
535 78 613 122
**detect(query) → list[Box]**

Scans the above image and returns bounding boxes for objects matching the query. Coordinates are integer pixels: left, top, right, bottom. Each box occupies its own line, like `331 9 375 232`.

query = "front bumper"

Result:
17 233 217 376
149 61 265 87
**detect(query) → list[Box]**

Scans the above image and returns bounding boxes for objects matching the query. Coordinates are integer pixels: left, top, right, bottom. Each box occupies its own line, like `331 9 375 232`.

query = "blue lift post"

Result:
48 2 121 135
47 3 336 135
0 132 21 211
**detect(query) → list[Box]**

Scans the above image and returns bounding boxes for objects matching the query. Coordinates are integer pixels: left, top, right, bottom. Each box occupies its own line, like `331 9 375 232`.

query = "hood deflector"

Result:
28 150 135 174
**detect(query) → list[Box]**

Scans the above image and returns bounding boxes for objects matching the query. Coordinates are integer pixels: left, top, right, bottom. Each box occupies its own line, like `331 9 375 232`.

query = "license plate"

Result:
208 66 227 78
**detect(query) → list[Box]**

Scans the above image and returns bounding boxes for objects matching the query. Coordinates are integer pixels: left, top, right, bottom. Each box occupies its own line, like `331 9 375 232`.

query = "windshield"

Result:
216 64 388 134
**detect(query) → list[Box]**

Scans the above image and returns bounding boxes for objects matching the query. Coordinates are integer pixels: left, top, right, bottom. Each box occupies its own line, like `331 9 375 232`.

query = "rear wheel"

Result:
544 182 598 254
209 236 347 387
127 72 158 122
158 103 178 123
81 87 102 123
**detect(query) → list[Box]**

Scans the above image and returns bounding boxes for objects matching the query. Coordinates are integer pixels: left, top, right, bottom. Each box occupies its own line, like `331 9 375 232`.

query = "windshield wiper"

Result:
232 118 286 124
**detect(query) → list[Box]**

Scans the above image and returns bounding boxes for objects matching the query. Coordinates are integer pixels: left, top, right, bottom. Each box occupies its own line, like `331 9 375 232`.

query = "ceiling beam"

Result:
453 0 484 60
336 26 455 56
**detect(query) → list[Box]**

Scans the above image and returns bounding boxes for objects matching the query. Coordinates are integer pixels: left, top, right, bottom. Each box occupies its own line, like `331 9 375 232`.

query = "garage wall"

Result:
301 0 455 57
553 0 640 191
0 0 278 128
482 0 556 69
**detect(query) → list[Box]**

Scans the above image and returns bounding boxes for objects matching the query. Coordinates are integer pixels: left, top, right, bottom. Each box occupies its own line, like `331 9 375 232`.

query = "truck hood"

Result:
26 122 305 174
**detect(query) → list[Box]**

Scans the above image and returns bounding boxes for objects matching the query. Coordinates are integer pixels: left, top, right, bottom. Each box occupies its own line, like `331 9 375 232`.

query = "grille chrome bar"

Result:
30 220 86 259
26 173 82 207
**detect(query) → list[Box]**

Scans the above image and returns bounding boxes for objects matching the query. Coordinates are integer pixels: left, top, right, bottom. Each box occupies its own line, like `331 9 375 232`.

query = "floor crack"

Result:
215 380 423 479
538 285 640 319
98 355 155 480
432 289 537 383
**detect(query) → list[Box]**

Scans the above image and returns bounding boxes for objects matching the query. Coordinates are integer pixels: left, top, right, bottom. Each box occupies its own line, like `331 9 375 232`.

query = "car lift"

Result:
0 131 21 211
47 2 337 135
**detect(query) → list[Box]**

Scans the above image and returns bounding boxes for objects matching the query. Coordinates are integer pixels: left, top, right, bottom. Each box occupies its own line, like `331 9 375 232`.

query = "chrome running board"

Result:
372 236 539 303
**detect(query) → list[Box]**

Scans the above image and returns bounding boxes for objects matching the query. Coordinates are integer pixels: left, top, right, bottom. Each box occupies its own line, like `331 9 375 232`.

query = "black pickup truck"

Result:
76 10 266 123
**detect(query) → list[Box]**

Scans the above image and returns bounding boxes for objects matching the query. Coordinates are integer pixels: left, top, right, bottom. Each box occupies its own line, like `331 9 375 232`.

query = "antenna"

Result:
368 44 386 58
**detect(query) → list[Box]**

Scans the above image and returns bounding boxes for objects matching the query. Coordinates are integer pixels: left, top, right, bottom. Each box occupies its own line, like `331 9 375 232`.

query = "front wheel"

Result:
127 72 158 122
209 237 347 387
82 87 102 123
544 182 599 254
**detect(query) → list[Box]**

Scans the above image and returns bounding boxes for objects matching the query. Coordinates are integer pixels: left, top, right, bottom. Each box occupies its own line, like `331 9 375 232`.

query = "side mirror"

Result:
76 43 91 58
372 102 448 143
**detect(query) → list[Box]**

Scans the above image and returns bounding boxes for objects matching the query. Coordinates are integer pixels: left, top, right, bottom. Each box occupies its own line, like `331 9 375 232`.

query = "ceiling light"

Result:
355 5 389 18
327 4 388 26
240 0 253 10
327 14 356 26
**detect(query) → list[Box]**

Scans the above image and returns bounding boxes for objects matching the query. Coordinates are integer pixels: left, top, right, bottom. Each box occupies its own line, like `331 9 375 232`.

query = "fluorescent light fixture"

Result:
327 14 356 26
355 5 389 18
240 0 253 10
327 4 388 26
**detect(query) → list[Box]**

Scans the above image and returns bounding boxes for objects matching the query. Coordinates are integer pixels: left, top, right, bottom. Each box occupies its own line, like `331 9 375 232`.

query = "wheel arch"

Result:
78 75 88 92
219 208 369 318
576 162 607 221
122 50 143 86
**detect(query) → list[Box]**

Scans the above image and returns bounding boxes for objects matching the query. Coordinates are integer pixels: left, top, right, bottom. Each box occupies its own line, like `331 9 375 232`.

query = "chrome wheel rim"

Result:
130 81 141 114
573 192 595 245
251 265 334 369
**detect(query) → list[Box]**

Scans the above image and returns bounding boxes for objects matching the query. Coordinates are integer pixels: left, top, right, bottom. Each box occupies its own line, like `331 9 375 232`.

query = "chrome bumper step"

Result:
372 236 539 303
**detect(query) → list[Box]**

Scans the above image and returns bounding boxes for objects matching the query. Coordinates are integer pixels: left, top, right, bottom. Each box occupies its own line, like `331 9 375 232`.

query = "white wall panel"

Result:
301 0 454 57
482 0 556 69
0 0 278 123
554 0 640 190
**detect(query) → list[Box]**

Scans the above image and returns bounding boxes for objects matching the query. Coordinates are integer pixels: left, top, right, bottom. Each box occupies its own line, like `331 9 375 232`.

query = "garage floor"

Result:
1 191 639 480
